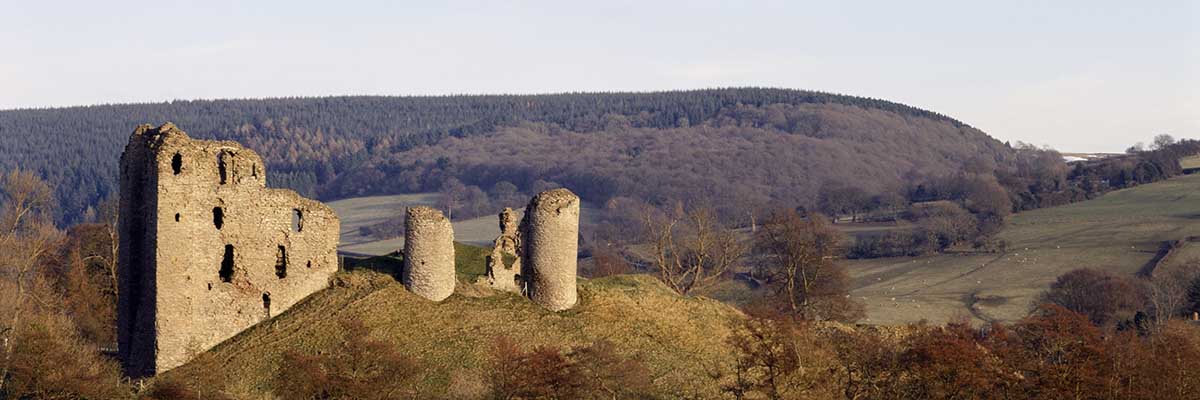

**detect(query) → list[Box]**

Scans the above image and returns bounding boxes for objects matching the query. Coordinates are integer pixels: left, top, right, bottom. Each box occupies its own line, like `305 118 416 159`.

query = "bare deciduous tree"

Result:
0 169 62 393
640 203 746 295
1146 263 1198 327
755 210 863 322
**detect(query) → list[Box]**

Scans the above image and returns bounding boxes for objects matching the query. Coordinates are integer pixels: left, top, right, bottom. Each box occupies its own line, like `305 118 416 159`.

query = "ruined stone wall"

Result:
118 123 339 377
521 189 580 311
402 206 456 301
485 208 522 293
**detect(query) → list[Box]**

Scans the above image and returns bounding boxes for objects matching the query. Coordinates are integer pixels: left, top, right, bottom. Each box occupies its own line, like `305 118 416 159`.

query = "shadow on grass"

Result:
339 242 492 283
341 251 403 278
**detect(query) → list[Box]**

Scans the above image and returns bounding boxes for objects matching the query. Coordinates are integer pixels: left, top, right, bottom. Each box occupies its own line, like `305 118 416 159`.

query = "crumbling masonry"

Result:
521 189 580 311
117 123 339 377
403 206 456 301
485 208 523 293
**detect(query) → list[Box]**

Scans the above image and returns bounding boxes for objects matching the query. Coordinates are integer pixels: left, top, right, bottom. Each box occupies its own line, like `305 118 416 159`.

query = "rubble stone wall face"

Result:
118 123 339 377
486 208 522 293
403 206 456 301
521 189 580 311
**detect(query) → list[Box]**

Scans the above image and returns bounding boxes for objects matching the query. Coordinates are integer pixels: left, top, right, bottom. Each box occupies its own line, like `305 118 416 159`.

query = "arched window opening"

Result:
219 245 235 282
275 245 288 279
171 153 183 175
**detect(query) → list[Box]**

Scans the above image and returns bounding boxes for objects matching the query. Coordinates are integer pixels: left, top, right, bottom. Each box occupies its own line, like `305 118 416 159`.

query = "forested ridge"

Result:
0 88 1009 224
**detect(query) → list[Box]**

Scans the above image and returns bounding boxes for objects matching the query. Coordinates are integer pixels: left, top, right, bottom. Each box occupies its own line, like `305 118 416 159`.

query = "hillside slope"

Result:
0 88 1012 223
846 173 1200 325
158 271 743 398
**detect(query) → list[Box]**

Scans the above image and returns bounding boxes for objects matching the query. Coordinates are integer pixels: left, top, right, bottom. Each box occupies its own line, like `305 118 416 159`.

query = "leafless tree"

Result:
640 203 747 295
1146 263 1198 327
755 210 863 322
0 169 62 393
1152 134 1177 151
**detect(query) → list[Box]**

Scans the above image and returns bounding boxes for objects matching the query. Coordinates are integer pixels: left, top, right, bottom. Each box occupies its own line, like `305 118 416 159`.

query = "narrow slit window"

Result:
217 151 231 184
292 209 303 232
213 207 224 229
171 153 183 175
262 293 271 316
275 245 288 279
220 245 235 282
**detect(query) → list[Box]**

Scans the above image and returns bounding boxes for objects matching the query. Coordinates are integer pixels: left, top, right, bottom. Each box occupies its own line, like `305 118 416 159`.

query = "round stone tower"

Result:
403 206 456 301
521 188 580 311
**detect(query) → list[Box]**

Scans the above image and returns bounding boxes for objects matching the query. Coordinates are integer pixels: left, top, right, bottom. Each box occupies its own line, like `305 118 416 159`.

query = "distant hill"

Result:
0 88 1013 224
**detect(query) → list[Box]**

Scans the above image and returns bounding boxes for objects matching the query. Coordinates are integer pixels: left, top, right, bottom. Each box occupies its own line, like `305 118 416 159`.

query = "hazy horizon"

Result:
3 0 1196 152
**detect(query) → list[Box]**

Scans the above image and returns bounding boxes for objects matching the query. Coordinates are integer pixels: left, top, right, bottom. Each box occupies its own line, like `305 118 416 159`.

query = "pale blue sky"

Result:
2 0 1196 152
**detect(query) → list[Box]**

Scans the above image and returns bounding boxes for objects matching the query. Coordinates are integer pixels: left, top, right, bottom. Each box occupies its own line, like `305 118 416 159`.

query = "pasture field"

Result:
846 173 1200 325
1179 155 1200 170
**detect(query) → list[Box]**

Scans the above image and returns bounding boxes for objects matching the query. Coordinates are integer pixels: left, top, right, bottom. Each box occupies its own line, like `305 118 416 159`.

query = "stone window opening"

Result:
306 260 312 269
217 151 232 185
252 164 258 178
275 245 288 279
213 207 224 229
292 209 303 232
262 292 271 316
220 245 235 282
171 153 183 175
175 213 181 222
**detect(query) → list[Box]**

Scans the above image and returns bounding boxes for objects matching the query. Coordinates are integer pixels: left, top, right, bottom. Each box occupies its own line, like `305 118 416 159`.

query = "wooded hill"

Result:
0 88 1012 224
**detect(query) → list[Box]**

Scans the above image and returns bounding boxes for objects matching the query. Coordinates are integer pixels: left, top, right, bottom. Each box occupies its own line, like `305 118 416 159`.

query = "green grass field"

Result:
845 174 1200 325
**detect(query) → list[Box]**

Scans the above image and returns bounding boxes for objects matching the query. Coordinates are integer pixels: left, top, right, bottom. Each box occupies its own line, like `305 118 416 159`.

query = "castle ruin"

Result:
117 123 339 377
485 207 523 293
402 206 456 301
520 189 580 311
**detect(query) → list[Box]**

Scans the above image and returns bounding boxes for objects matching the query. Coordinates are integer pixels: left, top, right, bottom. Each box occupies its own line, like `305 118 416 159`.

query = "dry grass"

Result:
157 265 743 398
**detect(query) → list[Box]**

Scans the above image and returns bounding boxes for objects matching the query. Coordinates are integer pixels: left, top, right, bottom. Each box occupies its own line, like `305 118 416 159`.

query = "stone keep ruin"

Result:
117 123 579 377
117 123 339 377
406 189 581 311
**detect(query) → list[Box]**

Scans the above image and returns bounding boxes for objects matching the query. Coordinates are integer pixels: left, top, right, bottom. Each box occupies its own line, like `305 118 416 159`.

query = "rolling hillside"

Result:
846 173 1200 325
0 88 1013 224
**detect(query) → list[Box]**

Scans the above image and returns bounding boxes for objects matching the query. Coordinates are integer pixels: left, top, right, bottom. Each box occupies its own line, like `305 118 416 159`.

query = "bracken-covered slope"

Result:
0 88 1012 224
159 271 744 398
